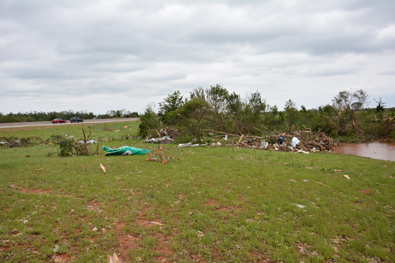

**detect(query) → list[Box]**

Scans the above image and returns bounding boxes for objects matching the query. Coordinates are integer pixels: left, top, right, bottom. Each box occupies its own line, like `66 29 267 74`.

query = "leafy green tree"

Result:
190 87 206 101
284 99 298 127
205 85 230 131
138 104 160 137
158 90 184 122
248 91 266 115
169 99 209 142
233 91 266 134
226 92 242 116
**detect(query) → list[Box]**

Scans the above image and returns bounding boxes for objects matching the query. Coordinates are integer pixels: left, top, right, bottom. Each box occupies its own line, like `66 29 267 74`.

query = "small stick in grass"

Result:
316 181 331 188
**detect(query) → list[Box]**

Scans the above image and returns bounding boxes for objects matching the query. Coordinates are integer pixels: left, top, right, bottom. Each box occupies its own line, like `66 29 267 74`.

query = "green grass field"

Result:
0 121 394 262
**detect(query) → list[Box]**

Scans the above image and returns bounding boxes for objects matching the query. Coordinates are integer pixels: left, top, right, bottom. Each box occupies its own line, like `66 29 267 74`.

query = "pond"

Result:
333 141 395 162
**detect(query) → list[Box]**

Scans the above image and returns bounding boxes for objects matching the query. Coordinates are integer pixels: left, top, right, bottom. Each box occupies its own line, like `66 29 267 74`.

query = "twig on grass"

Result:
316 181 331 188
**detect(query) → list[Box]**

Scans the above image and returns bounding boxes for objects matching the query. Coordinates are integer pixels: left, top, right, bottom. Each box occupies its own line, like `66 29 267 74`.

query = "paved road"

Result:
0 118 139 129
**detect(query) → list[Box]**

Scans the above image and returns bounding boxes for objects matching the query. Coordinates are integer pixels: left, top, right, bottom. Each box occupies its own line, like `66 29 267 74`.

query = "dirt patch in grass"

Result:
206 199 217 206
11 184 52 194
114 222 138 261
86 199 103 213
0 242 11 251
52 254 72 263
212 247 225 261
250 251 273 263
113 221 173 262
238 195 246 201
153 232 173 261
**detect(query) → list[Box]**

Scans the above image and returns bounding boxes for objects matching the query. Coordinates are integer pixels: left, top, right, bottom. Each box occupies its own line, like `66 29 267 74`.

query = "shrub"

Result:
138 105 160 137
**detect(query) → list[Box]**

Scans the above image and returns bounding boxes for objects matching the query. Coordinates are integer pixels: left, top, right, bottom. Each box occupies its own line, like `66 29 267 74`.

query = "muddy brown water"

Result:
333 142 395 162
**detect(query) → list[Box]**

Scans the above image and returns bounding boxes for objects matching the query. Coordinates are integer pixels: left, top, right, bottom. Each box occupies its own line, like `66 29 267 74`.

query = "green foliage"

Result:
138 105 160 137
158 90 184 122
105 109 138 118
332 89 369 111
59 138 74 156
226 92 242 116
248 91 266 115
189 87 206 101
169 99 209 142
0 109 138 123
0 110 96 123
284 99 298 126
58 129 99 156
375 97 386 113
205 85 232 131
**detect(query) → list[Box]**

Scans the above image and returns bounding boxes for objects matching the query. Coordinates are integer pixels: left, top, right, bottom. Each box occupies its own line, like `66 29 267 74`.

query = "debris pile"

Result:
203 128 338 153
144 128 177 144
144 127 337 153
0 137 41 148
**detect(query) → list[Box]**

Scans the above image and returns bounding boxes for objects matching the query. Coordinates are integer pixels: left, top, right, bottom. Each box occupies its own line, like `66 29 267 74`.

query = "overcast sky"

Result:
1 0 395 115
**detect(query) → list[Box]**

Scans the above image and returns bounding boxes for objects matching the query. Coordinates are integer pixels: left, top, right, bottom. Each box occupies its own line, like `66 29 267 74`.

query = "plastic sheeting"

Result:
291 137 300 147
102 146 150 156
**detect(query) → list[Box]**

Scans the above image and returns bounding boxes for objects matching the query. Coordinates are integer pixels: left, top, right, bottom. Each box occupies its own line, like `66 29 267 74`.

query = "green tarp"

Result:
102 146 150 156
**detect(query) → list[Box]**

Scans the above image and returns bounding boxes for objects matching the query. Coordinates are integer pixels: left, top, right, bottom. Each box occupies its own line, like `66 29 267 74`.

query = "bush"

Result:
138 105 160 137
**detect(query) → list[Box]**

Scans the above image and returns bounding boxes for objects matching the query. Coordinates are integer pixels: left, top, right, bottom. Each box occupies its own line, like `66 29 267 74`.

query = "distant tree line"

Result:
0 109 139 123
139 85 395 141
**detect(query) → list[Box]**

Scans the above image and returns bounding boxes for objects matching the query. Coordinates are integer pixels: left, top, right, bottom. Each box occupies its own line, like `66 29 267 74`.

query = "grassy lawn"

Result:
0 121 394 262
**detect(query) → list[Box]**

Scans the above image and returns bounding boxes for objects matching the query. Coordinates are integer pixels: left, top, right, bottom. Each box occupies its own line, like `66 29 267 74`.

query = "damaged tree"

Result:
168 98 209 143
332 89 369 139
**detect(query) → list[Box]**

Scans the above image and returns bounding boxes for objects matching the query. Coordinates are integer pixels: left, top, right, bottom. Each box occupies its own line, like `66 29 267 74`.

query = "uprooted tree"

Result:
332 89 370 138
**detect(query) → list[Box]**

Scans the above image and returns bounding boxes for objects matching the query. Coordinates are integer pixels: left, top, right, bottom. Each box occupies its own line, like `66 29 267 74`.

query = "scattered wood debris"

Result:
203 128 338 153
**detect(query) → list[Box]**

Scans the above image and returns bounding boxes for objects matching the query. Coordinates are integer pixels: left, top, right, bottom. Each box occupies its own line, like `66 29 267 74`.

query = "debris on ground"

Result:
197 231 204 238
178 143 205 148
103 146 150 156
78 140 97 144
0 137 42 148
107 253 122 263
143 126 337 153
202 128 338 153
144 128 177 144
100 164 106 172
146 145 171 164
145 135 173 144
292 204 307 209
360 188 371 195
316 181 331 188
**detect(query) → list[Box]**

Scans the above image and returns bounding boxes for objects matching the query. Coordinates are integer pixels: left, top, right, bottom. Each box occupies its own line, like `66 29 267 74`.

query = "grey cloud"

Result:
377 69 395 75
1 0 395 114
